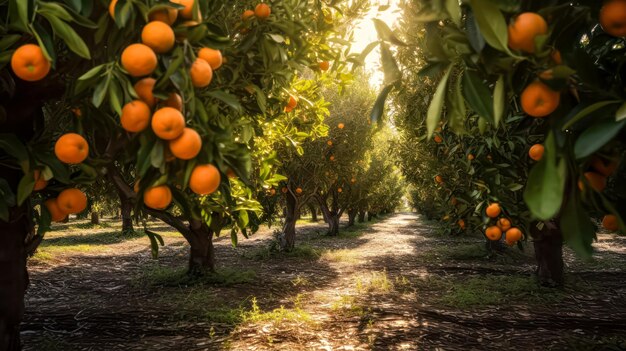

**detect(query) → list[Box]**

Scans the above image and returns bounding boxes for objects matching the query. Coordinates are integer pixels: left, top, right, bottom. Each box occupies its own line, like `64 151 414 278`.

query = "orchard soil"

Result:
22 213 626 350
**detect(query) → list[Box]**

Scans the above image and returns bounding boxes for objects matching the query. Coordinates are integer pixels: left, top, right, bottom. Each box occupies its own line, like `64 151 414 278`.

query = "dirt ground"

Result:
22 213 626 350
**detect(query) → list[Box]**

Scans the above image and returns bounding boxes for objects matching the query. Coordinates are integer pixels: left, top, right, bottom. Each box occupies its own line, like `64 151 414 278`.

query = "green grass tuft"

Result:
245 244 321 261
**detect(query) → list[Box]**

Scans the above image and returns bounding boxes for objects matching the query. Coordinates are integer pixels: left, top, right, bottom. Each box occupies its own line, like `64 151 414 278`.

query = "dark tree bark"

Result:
90 212 99 225
308 203 318 222
317 194 339 236
347 208 357 226
367 212 374 221
531 220 564 287
119 195 134 234
281 191 298 251
358 211 365 223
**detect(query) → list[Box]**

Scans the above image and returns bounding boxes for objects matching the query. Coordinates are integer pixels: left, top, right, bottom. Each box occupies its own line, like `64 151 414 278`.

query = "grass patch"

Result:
320 249 361 263
241 297 314 327
41 230 146 247
355 270 394 294
330 294 366 317
245 244 321 261
137 265 257 287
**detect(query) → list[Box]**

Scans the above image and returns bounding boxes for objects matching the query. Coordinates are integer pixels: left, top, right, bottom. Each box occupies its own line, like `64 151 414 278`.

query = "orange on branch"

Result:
163 92 183 111
338 122 345 129
151 107 186 140
591 156 618 176
169 127 202 160
190 58 213 88
173 0 199 19
485 226 502 241
33 170 47 191
506 227 523 242
467 154 475 160
434 135 443 143
327 140 333 146
134 78 157 108
55 133 89 164
435 175 443 184
242 9 255 20
109 0 118 18
529 144 545 161
521 81 560 118
148 6 178 25
600 0 626 37
507 12 548 53
582 172 607 192
286 94 298 109
11 44 51 82
296 187 303 194
497 218 512 232
44 199 67 222
485 203 501 218
198 48 223 70
121 44 158 77
189 164 221 195
144 185 172 210
142 21 175 54
458 219 466 230
281 187 288 193
602 215 619 231
120 100 151 132
255 3 271 20
57 188 87 214
319 61 330 71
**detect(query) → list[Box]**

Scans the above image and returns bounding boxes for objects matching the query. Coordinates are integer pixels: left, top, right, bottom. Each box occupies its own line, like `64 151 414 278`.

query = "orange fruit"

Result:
255 3 271 20
458 219 466 229
551 49 562 64
143 185 172 210
134 180 141 193
121 44 158 77
33 170 48 191
189 164 221 195
582 172 607 192
319 61 330 71
55 133 89 164
520 81 560 118
151 107 185 140
269 188 276 196
507 12 548 53
529 144 545 161
281 187 288 193
71 108 82 117
134 78 157 108
467 154 475 160
173 0 199 19
435 175 443 184
600 0 626 37
226 168 237 179
44 198 67 222
148 6 178 25
164 92 183 111
485 226 502 241
591 156 618 176
286 94 298 109
329 155 335 161
506 227 523 242
190 58 213 88
327 140 333 146
142 21 175 54
602 214 619 231
497 218 512 231
338 122 345 129
198 48 223 70
434 135 443 143
450 196 458 206
120 100 151 132
486 203 501 218
242 9 255 20
295 187 303 194
351 177 356 183
284 105 294 113
109 0 118 18
337 187 343 193
57 188 87 214
10 44 51 82
169 127 202 160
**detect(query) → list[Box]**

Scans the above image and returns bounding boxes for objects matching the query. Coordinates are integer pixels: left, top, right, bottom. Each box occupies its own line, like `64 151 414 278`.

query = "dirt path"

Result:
22 213 626 350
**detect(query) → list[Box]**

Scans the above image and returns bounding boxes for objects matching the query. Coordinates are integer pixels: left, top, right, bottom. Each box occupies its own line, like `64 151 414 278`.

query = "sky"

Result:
350 0 402 88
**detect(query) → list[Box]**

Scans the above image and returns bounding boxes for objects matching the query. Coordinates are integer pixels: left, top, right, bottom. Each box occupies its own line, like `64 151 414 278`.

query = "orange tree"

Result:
373 0 625 285
0 0 354 348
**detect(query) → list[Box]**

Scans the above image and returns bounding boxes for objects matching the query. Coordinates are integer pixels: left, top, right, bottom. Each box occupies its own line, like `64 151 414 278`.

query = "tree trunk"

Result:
281 192 298 251
187 219 216 277
120 196 134 234
531 220 564 287
347 209 357 226
358 211 365 223
367 212 374 221
328 213 339 236
90 212 99 225
308 204 318 222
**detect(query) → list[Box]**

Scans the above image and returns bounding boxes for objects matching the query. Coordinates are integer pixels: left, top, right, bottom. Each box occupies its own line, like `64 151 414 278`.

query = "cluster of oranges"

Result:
44 188 88 223
484 203 523 246
579 155 621 232
284 94 298 112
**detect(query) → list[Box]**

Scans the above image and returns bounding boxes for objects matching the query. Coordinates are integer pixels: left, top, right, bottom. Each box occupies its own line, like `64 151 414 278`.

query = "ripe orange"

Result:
296 187 303 194
529 144 545 161
281 186 288 193
286 94 298 109
600 0 626 37
497 218 512 231
602 214 619 231
269 188 276 196
143 185 172 210
506 227 523 242
329 155 335 161
72 108 82 117
57 188 87 214
190 58 213 88
434 135 443 143
591 156 618 176
551 49 562 64
55 133 89 164
319 61 330 71
458 219 466 229
327 140 333 146
450 196 458 206
435 175 443 184
33 170 48 191
169 127 202 160
507 12 548 53
242 9 255 20
44 199 67 222
351 177 356 183
189 164 221 195
582 172 607 192
198 48 223 70
173 0 199 19
120 100 151 132
486 203 501 218
142 21 175 54
467 154 475 160
11 44 51 82
134 78 157 108
485 226 502 241
151 107 186 140
520 81 560 118
121 44 158 77
255 3 271 20
338 122 345 129
164 92 183 111
148 6 178 25
109 0 118 18
337 187 343 193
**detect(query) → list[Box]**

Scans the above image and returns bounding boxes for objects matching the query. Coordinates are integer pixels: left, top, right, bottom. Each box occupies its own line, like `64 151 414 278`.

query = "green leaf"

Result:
0 35 21 51
560 192 595 258
372 19 406 46
370 84 393 124
16 173 35 206
523 132 566 220
150 141 165 169
207 91 242 113
0 200 9 222
108 78 123 115
379 42 402 85
237 209 249 229
448 76 466 133
467 0 511 54
145 230 164 259
562 100 620 130
463 69 494 123
574 119 626 159
92 74 110 107
444 0 461 26
493 75 505 127
37 2 73 21
42 13 91 59
616 101 626 122
427 64 453 137
78 64 105 80
0 134 29 171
